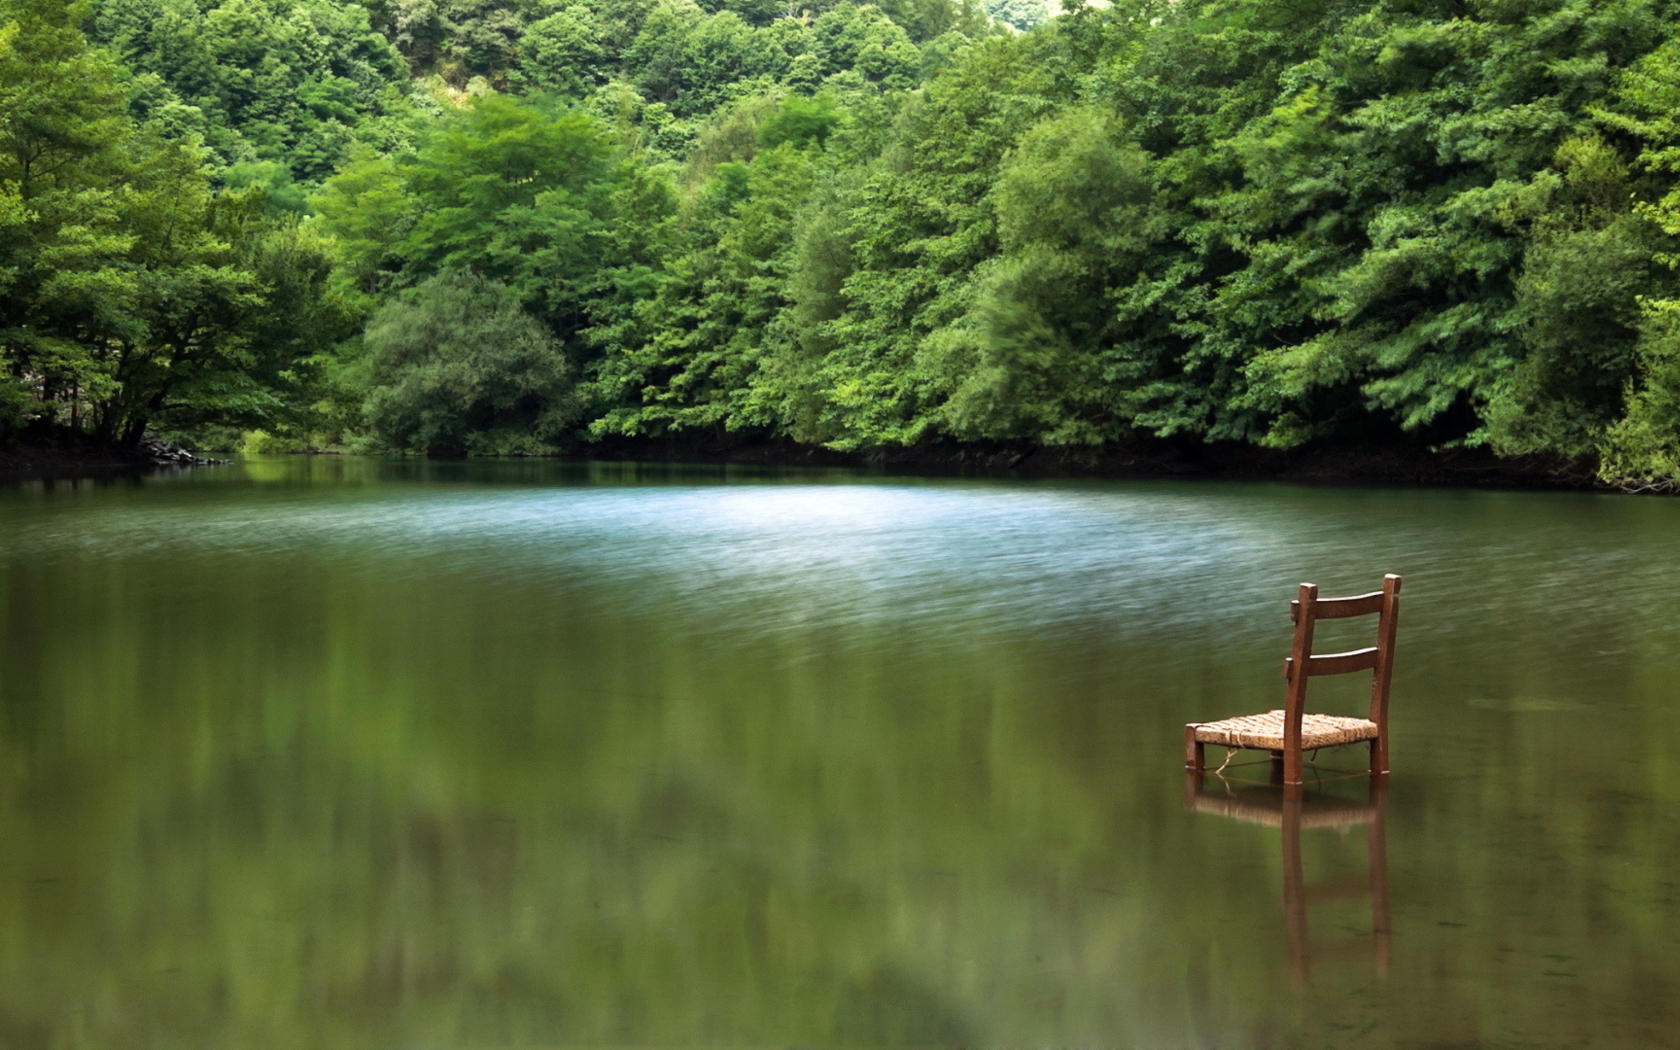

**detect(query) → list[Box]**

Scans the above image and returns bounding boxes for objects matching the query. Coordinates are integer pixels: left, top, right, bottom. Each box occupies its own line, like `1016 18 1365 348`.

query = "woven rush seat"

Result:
1191 710 1378 752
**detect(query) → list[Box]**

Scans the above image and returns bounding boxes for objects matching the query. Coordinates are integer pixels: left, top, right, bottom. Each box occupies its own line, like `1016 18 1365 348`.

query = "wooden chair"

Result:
1185 574 1402 786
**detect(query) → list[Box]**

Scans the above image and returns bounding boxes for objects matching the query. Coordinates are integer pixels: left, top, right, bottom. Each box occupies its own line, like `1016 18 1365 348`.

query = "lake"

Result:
1 457 1676 1047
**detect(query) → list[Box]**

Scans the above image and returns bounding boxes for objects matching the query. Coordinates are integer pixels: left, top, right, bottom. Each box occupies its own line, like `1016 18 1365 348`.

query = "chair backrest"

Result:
1281 574 1402 750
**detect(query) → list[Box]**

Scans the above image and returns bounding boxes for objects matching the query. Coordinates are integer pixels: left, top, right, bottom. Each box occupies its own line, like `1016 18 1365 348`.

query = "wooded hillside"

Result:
8 0 1680 482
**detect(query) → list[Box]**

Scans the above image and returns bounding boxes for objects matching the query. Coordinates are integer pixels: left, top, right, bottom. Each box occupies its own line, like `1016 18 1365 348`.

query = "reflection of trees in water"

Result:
0 569 1289 1048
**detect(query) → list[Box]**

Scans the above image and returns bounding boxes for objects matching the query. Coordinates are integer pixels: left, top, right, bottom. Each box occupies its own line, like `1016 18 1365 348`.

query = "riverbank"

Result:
567 436 1601 491
0 435 1600 490
0 438 227 480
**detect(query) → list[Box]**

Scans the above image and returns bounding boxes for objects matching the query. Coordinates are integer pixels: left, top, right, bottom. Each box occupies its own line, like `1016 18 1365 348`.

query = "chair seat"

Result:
1192 710 1378 752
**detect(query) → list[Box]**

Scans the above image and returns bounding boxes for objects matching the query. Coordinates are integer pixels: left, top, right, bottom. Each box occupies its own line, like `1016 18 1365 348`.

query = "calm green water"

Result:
1 458 1677 1048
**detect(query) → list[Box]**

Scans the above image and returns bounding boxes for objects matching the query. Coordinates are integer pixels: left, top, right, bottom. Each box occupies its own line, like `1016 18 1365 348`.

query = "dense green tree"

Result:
759 91 842 148
1159 0 1680 450
920 106 1162 443
384 0 536 80
984 0 1044 32
874 0 987 44
306 143 415 307
1 0 343 446
713 0 1680 464
590 140 817 435
810 2 921 89
0 0 132 438
1582 33 1680 482
623 0 798 116
759 31 1060 447
512 6 609 97
362 271 576 454
89 0 413 180
311 90 678 420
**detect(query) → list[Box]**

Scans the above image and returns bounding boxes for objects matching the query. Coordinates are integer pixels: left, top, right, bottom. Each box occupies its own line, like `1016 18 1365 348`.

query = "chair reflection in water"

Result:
1186 776 1392 981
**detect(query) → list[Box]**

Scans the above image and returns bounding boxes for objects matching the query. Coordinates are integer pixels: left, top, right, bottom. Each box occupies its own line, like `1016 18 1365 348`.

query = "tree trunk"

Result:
119 416 149 448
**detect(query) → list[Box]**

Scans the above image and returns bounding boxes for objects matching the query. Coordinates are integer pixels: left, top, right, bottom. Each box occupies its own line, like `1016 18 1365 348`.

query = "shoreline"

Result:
0 438 223 480
557 436 1604 492
3 437 1606 492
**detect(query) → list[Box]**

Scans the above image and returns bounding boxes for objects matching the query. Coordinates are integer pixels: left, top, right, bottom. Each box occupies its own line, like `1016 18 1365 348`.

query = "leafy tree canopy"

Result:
17 0 1680 488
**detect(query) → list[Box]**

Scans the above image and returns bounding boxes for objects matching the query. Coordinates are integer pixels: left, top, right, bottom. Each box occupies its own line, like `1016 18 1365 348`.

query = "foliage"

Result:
0 0 346 447
311 92 676 375
361 271 576 454
588 140 818 436
240 426 309 452
25 0 1680 477
511 5 609 98
921 105 1161 443
985 0 1044 33
89 0 413 181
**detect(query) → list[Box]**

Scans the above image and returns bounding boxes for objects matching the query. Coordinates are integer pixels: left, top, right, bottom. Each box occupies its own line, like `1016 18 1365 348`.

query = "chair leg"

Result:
1283 745 1303 786
1369 735 1388 776
1269 751 1285 784
1184 724 1205 772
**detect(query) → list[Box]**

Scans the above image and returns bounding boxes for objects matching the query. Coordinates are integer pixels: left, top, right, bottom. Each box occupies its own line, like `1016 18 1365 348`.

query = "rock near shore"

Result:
138 436 229 467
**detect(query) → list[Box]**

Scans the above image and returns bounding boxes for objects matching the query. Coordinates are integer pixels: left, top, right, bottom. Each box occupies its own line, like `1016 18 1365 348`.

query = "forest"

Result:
8 0 1680 481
